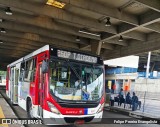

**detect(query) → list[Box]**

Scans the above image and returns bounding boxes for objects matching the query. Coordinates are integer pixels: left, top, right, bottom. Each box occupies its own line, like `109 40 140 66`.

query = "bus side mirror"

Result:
42 60 48 73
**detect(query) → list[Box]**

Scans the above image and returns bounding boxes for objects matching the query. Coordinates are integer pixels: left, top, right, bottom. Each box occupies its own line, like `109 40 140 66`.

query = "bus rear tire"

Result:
27 101 34 118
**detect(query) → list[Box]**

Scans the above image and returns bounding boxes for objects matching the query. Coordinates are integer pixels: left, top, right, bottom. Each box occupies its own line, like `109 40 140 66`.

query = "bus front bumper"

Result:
43 109 103 125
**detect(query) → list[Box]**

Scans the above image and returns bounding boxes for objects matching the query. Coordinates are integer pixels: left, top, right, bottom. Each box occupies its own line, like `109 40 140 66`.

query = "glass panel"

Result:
0 76 2 83
24 59 33 82
49 59 104 101
15 69 19 85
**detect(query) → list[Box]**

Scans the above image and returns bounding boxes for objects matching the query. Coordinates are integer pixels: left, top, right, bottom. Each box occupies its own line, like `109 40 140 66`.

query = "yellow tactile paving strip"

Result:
0 106 8 127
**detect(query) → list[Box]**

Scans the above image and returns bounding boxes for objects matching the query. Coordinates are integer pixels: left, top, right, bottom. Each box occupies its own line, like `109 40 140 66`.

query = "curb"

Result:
104 106 160 122
0 90 26 127
104 106 129 116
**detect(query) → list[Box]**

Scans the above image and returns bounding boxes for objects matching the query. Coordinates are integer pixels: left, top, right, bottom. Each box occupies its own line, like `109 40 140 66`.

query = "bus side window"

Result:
20 62 25 81
0 76 2 83
30 58 37 82
24 59 34 82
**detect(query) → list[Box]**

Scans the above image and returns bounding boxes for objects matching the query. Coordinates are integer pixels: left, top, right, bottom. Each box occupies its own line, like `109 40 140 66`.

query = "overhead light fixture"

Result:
5 7 12 15
46 0 65 8
76 36 80 41
1 28 6 33
0 19 4 22
105 17 111 26
79 29 100 37
0 40 3 43
119 35 123 41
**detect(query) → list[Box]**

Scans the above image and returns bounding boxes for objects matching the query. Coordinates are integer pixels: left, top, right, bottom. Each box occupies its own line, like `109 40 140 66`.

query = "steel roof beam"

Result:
2 0 152 46
0 30 80 49
90 41 103 55
0 0 117 34
145 23 160 34
123 31 147 41
0 11 100 40
0 57 17 63
0 34 79 49
0 52 23 57
102 34 160 59
0 21 85 46
25 0 48 4
59 0 139 26
0 40 38 51
140 11 160 25
101 10 160 42
0 35 44 48
80 42 115 51
135 0 160 12
102 43 115 50
104 39 128 46
0 45 31 52
0 49 27 57
147 33 160 41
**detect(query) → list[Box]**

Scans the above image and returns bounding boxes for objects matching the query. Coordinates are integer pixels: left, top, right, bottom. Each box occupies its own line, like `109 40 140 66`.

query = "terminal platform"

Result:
0 94 21 127
105 105 160 119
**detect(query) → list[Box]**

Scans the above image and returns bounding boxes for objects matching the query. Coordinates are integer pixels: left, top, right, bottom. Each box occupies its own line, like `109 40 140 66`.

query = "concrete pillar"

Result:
146 51 151 78
91 41 102 55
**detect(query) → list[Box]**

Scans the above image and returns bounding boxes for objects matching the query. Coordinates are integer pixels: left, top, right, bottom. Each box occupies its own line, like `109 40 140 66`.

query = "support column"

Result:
91 41 102 55
146 51 151 78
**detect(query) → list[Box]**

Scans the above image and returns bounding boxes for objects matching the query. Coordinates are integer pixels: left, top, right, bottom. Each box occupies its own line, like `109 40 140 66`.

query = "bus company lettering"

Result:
65 109 84 115
65 110 78 114
57 50 97 63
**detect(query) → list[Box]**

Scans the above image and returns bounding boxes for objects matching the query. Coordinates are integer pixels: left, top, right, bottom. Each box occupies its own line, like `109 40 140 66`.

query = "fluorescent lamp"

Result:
1 28 6 33
105 17 111 26
79 29 100 37
76 36 80 41
119 35 123 41
5 7 12 15
0 40 3 43
0 19 4 22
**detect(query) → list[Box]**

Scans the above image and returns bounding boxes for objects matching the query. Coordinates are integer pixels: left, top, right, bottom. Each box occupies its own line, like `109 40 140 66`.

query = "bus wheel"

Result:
27 101 34 118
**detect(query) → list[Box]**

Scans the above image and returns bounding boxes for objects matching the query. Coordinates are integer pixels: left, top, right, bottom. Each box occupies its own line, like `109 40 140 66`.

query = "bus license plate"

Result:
75 120 85 124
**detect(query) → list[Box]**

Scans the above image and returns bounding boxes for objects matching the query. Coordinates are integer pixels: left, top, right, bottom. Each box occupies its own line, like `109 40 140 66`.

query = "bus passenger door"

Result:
14 68 19 104
10 67 14 102
11 66 19 104
38 64 44 118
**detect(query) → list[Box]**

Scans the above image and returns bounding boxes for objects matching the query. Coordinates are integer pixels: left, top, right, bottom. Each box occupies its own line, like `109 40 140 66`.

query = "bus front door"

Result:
38 64 44 118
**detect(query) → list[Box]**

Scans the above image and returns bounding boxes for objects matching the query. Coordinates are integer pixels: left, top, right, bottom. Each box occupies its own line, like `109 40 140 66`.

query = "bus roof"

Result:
7 45 103 67
7 45 49 67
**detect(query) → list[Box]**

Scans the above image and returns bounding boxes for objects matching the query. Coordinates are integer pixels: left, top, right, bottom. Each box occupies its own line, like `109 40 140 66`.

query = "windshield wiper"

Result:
66 60 81 80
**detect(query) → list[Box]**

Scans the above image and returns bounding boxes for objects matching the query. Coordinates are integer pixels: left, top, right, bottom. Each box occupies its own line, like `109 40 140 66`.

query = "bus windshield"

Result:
49 59 104 101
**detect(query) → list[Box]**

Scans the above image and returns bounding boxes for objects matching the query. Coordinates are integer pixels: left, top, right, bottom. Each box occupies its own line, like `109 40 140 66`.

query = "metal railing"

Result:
106 91 160 118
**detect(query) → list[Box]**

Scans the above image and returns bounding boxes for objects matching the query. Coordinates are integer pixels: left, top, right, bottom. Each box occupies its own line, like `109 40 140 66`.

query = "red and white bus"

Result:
6 45 105 124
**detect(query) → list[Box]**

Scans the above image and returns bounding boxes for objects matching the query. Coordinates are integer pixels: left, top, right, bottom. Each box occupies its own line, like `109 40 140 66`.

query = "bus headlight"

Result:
47 101 60 114
97 103 105 113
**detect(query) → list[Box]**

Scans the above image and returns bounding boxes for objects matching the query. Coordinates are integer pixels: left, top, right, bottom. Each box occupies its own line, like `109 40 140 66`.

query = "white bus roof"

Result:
7 45 49 67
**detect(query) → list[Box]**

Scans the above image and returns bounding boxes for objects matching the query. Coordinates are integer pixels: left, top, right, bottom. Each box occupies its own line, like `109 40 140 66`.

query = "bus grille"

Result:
64 116 94 123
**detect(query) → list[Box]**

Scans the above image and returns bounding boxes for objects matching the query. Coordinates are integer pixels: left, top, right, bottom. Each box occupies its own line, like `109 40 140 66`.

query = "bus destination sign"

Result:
57 50 97 63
